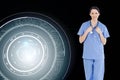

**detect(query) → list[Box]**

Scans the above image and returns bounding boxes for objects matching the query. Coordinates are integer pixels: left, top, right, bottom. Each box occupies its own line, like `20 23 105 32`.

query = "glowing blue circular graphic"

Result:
0 12 71 80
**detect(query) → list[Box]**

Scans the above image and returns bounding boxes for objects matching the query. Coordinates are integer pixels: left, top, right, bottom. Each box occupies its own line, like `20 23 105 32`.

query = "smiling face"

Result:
89 8 100 20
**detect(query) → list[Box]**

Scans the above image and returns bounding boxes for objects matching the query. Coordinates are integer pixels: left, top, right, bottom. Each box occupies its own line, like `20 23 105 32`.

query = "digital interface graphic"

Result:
0 12 71 80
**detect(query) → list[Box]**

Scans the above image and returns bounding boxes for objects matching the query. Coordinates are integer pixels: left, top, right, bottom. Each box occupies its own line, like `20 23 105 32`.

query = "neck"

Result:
91 19 98 23
90 19 98 27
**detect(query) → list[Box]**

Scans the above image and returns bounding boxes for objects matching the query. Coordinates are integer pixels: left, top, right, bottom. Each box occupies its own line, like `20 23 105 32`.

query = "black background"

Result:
0 0 117 80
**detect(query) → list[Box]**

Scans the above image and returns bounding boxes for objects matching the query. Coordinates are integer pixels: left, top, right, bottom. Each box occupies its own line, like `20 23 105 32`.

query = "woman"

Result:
77 6 110 80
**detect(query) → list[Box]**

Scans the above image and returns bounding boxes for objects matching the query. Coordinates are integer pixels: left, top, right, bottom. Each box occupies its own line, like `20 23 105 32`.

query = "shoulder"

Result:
98 21 106 28
83 20 90 24
98 21 109 32
81 20 90 26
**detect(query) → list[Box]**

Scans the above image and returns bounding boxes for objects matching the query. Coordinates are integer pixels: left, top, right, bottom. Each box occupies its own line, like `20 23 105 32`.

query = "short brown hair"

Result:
89 6 100 14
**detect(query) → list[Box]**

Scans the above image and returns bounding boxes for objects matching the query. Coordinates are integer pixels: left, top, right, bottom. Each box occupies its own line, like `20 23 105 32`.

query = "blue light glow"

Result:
0 12 71 80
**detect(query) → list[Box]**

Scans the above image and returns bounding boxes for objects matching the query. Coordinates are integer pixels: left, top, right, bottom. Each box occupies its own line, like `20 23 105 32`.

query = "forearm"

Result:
99 33 106 45
79 31 89 44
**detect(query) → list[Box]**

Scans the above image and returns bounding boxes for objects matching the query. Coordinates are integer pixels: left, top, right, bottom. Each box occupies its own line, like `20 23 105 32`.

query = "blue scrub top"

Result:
77 20 110 59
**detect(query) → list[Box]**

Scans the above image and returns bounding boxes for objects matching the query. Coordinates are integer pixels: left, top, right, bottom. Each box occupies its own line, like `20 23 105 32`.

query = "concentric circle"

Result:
0 12 71 80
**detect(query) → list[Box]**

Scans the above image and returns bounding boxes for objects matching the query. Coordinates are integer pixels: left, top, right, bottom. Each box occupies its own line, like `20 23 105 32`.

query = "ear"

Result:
98 13 100 16
89 13 91 17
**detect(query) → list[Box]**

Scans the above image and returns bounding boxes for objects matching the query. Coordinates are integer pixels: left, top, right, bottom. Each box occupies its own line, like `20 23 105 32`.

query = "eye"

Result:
95 12 98 14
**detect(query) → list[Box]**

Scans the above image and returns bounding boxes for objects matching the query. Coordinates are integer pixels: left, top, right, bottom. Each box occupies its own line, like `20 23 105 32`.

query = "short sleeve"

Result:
77 23 85 36
103 26 110 38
